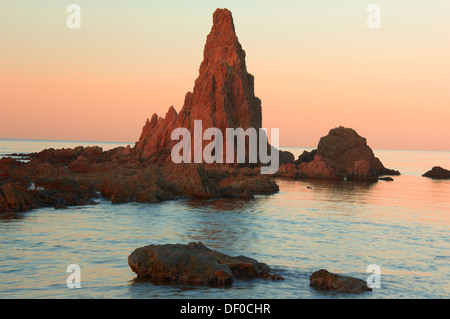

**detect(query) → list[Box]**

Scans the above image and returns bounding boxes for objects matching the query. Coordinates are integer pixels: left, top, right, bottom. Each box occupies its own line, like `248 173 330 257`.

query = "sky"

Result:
1 0 450 151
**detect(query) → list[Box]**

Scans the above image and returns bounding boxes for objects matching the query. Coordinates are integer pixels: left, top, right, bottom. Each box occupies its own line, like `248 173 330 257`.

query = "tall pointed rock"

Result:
134 8 262 160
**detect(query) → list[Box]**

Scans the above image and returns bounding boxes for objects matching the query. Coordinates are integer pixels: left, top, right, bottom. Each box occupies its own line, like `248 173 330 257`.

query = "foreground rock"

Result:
422 166 450 179
128 242 284 287
277 126 400 181
310 269 372 294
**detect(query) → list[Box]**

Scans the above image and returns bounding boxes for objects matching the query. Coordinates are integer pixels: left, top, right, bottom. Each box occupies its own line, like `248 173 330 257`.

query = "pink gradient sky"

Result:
1 1 449 150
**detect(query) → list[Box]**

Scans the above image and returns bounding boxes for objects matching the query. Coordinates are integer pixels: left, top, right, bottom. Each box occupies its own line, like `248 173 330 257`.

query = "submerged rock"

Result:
422 166 450 180
128 242 284 287
310 269 372 294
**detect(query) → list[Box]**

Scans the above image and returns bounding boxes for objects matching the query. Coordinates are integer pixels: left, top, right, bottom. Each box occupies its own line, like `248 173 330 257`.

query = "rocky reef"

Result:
128 242 283 287
0 147 279 212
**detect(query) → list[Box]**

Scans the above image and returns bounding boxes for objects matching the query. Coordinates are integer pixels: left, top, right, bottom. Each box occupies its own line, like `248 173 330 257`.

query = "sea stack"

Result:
278 126 401 181
422 166 450 179
314 126 401 180
133 8 263 161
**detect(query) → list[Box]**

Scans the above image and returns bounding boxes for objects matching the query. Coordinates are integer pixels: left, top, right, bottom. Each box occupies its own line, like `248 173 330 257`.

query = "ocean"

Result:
0 139 449 298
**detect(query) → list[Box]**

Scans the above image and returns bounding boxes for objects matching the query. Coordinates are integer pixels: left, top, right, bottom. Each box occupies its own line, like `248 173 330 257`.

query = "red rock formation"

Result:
0 177 97 212
0 183 38 212
316 126 400 180
133 8 263 161
0 147 281 213
277 126 400 181
298 155 341 180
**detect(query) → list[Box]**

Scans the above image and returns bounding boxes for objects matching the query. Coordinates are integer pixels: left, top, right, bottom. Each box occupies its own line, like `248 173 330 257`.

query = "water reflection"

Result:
178 198 262 253
271 178 377 218
182 197 256 212
0 211 26 222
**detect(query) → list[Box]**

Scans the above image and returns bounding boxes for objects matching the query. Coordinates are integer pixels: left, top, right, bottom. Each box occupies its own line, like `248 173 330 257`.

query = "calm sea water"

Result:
0 139 449 299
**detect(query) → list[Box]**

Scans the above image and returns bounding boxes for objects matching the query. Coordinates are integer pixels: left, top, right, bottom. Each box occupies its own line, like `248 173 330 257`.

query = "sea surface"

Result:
0 139 449 299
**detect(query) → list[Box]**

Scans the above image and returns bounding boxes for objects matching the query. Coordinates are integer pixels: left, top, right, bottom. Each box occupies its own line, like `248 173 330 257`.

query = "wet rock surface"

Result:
128 242 284 287
310 269 372 294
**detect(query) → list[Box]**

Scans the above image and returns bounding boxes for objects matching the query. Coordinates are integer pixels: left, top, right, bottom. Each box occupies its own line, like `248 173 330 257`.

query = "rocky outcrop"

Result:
29 146 104 166
296 150 317 165
128 242 283 287
279 150 295 165
316 126 399 180
0 177 97 212
98 167 176 204
310 269 372 294
133 9 263 162
0 146 280 212
276 126 400 181
162 164 221 199
216 171 280 199
297 155 342 180
422 166 450 179
0 183 39 212
277 163 299 179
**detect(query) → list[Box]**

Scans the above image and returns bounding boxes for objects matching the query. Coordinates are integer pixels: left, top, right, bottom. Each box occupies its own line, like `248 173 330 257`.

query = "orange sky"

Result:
1 1 449 151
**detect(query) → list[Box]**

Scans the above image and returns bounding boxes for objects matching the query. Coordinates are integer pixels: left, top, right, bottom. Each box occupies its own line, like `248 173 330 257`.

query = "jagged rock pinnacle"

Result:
134 8 262 160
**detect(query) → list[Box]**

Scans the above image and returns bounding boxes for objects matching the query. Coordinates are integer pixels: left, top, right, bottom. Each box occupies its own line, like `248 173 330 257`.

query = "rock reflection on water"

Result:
179 198 262 253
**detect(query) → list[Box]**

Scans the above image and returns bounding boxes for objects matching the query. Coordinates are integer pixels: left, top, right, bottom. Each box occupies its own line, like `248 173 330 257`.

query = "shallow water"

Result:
0 140 449 298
